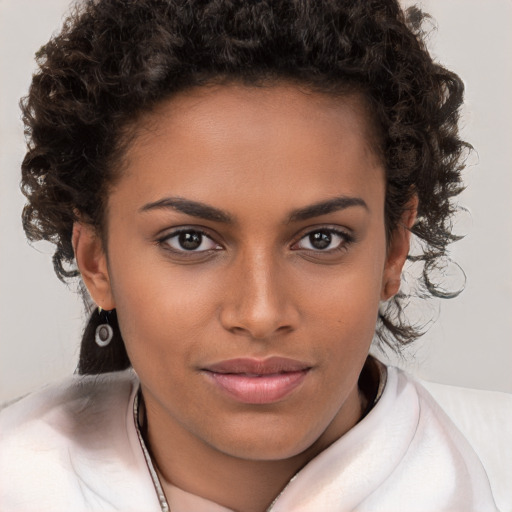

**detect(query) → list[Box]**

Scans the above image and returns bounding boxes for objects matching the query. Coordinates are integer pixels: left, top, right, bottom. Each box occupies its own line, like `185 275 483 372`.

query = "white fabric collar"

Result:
130 358 496 511
0 360 497 511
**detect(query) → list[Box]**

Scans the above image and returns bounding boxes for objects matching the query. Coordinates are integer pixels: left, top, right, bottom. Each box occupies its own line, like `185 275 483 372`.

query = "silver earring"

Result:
95 324 113 347
95 308 114 347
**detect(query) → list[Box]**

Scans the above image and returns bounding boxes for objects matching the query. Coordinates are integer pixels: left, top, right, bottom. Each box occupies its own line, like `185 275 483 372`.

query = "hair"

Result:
20 0 468 374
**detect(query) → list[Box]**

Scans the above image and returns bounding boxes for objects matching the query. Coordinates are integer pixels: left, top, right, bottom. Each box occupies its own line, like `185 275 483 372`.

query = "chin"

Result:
210 424 323 462
223 443 310 462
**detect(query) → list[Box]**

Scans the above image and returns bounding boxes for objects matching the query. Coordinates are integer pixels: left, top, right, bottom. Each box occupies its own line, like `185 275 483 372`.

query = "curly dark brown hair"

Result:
20 0 468 373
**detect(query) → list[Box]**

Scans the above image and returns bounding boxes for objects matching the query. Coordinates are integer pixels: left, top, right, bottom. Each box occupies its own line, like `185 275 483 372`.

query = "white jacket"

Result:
0 365 501 511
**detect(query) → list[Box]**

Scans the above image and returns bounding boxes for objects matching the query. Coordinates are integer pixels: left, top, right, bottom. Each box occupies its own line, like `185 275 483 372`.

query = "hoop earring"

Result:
95 308 114 347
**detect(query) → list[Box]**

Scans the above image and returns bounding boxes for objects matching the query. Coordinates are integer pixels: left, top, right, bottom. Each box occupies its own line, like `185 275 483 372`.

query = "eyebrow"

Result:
139 195 368 223
140 197 233 223
287 196 368 222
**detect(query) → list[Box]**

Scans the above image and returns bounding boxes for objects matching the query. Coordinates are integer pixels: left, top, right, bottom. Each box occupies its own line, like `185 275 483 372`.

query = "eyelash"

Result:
157 226 354 256
157 228 222 254
292 227 354 254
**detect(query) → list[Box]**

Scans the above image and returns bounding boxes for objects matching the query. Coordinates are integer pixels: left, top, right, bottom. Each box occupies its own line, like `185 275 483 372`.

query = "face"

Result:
76 84 412 463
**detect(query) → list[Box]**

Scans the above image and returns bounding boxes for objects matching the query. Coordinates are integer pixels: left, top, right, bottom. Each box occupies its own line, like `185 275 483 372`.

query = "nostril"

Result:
225 322 294 340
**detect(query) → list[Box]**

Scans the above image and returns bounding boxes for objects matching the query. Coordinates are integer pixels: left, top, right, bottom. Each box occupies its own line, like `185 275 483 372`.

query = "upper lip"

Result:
203 357 312 375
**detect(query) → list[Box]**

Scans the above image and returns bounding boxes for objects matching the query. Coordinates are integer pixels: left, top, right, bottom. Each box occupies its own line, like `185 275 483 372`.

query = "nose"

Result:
219 250 299 340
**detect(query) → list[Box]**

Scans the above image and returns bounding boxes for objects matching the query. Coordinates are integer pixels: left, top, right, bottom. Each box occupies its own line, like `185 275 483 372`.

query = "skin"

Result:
74 84 415 512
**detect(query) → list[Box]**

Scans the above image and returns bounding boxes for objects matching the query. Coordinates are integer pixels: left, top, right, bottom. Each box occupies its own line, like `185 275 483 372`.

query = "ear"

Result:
72 222 115 310
381 196 418 301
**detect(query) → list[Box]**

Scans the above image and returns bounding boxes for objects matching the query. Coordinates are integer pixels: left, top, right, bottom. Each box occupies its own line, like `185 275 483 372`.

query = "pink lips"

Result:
202 357 311 404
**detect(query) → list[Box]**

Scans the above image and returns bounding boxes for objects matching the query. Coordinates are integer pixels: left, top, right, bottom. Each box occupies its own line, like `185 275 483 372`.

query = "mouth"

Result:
202 357 312 404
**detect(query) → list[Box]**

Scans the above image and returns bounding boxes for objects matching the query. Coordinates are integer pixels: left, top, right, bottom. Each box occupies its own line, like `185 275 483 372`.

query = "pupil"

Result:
179 232 202 250
310 231 331 249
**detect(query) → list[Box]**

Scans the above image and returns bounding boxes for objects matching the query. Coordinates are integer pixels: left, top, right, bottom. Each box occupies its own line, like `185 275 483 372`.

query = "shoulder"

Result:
361 365 500 511
0 371 159 511
420 378 512 512
0 370 138 444
419 378 512 442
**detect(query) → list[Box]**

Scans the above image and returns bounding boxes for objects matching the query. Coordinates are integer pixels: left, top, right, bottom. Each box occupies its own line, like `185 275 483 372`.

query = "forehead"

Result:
112 83 385 217
130 83 381 165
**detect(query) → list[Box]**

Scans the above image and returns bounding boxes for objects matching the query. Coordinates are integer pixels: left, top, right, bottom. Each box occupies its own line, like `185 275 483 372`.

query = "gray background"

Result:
1 0 511 403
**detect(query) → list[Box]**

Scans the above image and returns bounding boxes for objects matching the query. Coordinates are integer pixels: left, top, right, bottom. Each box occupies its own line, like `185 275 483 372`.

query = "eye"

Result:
162 229 221 252
294 228 351 252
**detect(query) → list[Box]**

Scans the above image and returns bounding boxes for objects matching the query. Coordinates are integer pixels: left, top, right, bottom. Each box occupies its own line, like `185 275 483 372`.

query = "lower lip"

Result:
205 370 309 404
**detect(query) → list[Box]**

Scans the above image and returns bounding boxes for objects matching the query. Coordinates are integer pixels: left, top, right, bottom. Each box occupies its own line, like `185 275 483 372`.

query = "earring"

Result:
95 308 114 347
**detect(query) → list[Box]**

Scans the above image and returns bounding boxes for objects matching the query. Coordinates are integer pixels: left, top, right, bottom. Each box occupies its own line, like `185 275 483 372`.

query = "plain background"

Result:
1 0 511 403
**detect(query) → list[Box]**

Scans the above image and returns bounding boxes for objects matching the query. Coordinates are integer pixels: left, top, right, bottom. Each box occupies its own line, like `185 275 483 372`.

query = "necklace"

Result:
133 390 170 512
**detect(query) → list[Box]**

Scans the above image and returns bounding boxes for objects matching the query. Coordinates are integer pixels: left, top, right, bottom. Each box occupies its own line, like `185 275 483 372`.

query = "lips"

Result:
202 357 311 404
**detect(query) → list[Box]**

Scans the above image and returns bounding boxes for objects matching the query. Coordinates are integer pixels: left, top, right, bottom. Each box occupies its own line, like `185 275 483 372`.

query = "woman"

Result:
0 0 501 510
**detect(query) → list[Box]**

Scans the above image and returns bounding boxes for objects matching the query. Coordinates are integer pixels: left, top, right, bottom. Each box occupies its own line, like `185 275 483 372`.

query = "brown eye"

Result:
179 231 202 250
296 229 350 251
309 231 332 249
163 230 221 252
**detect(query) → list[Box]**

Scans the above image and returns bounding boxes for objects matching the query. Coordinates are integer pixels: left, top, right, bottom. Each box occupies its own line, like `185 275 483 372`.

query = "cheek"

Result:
308 274 382 355
106 245 222 371
301 249 386 332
